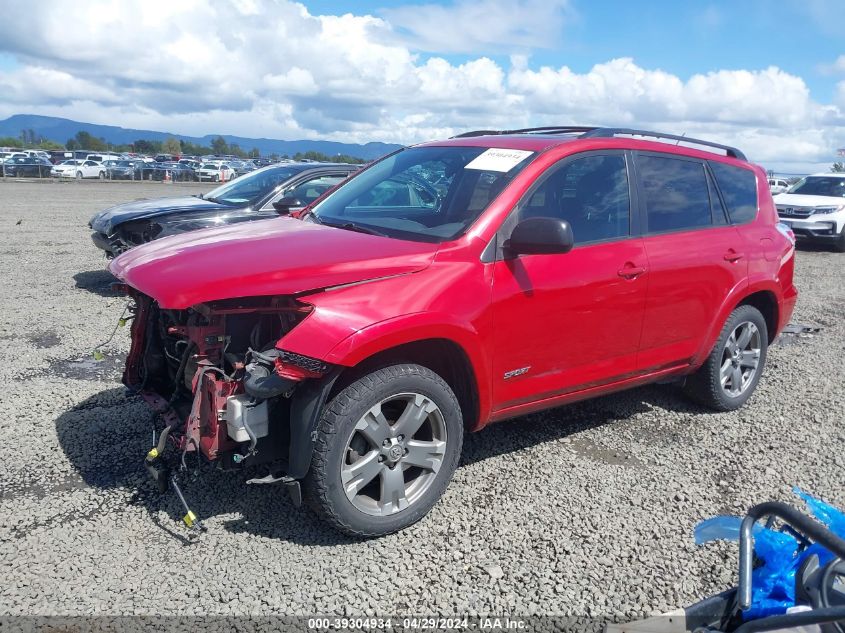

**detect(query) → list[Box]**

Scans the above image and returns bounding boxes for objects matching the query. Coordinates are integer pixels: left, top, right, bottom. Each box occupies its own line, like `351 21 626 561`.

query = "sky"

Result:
0 0 843 172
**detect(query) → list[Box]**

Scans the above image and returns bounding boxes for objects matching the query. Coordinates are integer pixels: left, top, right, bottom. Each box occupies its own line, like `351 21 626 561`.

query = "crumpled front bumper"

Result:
90 231 127 257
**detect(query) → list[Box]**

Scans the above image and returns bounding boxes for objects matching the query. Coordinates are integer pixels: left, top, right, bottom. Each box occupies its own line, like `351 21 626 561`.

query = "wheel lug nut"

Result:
378 456 385 462
382 439 390 447
397 435 404 442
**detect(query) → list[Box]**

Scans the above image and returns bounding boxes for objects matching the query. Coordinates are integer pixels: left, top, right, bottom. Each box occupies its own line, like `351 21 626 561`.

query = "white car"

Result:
774 172 845 252
768 178 790 194
52 159 106 179
197 163 235 182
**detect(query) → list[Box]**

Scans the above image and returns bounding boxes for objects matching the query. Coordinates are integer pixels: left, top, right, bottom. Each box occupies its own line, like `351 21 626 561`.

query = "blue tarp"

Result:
694 488 845 620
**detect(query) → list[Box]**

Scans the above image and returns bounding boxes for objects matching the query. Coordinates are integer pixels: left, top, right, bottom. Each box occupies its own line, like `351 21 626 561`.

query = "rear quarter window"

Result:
709 162 758 224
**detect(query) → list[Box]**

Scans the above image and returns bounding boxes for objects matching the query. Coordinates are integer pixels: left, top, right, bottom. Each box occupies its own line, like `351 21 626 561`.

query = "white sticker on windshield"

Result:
465 148 533 172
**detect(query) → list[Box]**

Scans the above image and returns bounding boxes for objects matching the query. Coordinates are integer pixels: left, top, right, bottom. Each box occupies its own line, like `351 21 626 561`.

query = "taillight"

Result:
776 222 795 245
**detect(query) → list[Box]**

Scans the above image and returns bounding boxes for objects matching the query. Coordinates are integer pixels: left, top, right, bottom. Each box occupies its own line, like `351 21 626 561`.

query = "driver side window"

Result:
519 153 630 245
283 175 346 204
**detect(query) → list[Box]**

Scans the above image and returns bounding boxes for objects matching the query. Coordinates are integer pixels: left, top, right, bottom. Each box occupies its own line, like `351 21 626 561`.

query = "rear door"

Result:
633 152 748 372
491 151 648 410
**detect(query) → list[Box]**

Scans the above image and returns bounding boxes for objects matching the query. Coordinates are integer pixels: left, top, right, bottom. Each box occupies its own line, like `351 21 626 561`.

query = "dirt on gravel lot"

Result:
0 180 843 628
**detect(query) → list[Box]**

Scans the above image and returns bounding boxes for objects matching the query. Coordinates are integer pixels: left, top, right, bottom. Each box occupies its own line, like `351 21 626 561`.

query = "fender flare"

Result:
692 278 781 368
285 315 491 478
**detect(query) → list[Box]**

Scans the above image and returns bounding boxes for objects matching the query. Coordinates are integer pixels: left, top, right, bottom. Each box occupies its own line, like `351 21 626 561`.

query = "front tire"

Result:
833 227 845 253
683 304 768 411
304 364 463 537
75 171 82 180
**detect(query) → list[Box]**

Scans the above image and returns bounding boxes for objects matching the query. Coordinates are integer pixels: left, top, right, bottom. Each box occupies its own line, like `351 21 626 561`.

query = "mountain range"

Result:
0 114 403 159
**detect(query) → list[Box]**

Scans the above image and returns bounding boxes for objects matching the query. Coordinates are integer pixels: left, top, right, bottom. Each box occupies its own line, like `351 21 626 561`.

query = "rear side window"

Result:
637 155 711 233
709 162 758 224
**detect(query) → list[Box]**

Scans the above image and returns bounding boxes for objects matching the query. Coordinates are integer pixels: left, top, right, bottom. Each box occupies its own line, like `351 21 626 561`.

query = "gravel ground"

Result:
0 180 843 629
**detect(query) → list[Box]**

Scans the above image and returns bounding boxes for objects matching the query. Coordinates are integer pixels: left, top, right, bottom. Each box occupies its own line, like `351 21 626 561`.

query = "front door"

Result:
491 151 648 411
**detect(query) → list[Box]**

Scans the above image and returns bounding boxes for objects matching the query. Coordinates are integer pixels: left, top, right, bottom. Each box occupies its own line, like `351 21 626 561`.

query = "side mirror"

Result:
272 196 303 214
505 217 574 255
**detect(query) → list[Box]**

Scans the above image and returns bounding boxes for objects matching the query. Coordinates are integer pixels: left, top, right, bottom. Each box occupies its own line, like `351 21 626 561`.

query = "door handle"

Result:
617 263 647 279
724 249 743 263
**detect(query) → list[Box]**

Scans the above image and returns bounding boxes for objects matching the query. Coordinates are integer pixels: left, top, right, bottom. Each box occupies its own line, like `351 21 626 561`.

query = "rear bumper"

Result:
780 285 798 335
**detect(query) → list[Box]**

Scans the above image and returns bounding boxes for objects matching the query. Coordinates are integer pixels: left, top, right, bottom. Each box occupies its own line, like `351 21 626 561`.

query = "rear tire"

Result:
75 171 82 180
683 304 768 411
304 364 463 537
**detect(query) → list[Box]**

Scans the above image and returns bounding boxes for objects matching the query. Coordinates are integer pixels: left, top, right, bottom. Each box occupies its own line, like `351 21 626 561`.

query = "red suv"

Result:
111 127 797 536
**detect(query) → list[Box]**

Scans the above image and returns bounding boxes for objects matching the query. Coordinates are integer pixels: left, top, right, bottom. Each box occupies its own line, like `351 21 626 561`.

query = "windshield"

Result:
202 165 308 205
787 176 845 198
310 146 536 242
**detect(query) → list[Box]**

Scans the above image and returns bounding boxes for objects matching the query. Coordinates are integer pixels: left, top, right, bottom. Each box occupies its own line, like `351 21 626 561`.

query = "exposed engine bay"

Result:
120 287 337 517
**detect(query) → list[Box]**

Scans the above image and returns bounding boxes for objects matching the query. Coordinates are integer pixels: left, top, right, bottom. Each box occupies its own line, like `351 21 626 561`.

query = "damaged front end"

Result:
121 287 339 515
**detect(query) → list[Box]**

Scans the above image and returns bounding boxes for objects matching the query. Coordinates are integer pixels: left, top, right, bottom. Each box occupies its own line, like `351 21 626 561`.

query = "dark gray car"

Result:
88 163 359 257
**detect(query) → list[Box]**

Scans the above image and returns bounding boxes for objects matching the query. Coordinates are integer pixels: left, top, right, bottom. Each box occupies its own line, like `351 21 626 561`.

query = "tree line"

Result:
1 129 367 163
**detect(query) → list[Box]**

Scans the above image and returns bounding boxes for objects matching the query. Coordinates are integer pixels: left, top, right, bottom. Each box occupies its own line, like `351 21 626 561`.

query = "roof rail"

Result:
452 126 598 138
579 128 747 161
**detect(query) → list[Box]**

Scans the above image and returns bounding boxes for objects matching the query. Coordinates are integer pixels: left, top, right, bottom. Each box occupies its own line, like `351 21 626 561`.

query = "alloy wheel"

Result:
340 392 447 517
720 321 761 398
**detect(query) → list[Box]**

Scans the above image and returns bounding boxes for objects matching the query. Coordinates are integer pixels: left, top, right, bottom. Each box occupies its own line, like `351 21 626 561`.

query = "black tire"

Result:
304 364 463 537
75 171 82 180
833 227 845 253
683 304 768 411
99 171 105 180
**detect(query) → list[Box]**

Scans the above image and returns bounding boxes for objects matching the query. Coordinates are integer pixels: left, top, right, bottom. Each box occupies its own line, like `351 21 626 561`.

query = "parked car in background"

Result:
179 158 201 171
137 162 173 181
72 151 122 164
229 160 254 177
49 150 74 164
89 162 358 256
768 178 790 194
108 127 796 536
102 160 144 180
197 162 236 182
52 159 106 179
159 162 198 181
21 149 51 161
774 172 845 251
1 156 54 177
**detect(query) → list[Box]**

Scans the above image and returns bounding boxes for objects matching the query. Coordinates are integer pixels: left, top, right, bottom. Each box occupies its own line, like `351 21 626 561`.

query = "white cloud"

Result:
0 0 842 171
379 0 572 54
819 55 845 76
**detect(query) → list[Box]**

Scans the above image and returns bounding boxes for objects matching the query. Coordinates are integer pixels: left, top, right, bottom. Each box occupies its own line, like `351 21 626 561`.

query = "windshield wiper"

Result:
321 220 388 237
